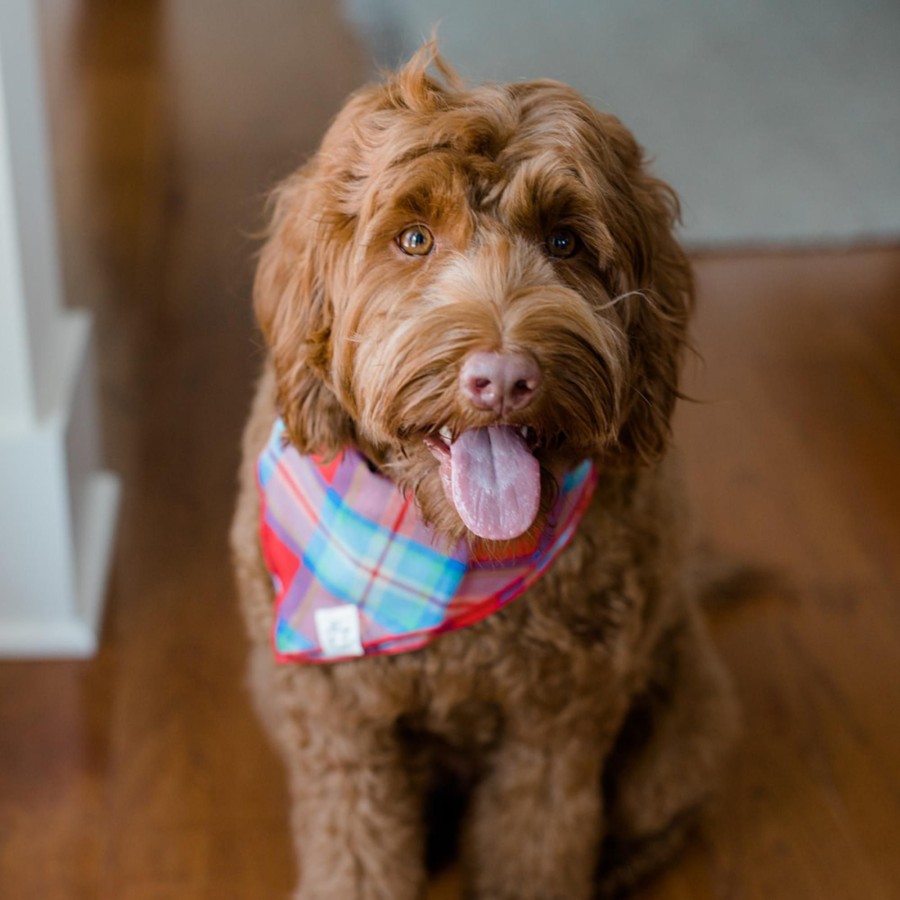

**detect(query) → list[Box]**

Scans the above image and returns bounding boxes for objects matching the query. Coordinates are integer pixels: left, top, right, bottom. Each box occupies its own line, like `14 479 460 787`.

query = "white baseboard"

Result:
0 473 119 657
0 312 120 658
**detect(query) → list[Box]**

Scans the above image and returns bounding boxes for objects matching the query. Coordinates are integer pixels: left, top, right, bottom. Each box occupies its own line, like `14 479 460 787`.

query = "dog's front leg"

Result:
461 713 607 900
281 713 426 900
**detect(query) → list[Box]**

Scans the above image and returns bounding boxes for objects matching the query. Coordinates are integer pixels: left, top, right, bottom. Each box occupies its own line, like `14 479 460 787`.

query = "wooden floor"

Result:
2 2 899 897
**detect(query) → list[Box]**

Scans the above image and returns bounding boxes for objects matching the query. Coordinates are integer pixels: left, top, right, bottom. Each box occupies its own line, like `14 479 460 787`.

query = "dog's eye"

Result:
397 225 435 256
546 228 579 259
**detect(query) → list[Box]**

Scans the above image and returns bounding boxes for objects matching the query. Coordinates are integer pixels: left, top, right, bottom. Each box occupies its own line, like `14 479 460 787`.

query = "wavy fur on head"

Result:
255 43 693 542
234 45 735 900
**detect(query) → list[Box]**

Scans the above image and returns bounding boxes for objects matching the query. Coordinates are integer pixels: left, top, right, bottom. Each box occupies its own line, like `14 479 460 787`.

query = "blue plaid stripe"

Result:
302 489 379 603
257 418 286 489
563 459 592 492
275 617 316 653
364 536 466 631
303 483 466 631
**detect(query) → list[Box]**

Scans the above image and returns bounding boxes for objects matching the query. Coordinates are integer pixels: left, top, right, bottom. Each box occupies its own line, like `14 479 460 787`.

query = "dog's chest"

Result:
390 575 630 731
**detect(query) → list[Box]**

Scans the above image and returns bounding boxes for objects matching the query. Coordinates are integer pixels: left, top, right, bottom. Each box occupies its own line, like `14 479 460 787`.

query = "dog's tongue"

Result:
450 426 541 541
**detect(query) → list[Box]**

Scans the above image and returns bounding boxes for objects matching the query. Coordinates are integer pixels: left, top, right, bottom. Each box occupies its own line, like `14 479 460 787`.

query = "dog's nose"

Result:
460 351 542 414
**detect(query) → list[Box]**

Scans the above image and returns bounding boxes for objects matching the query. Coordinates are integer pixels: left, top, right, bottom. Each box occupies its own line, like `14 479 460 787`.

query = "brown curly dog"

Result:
231 44 737 900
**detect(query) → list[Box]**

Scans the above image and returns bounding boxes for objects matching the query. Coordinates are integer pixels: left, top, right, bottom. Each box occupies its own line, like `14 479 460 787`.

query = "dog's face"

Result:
255 48 692 544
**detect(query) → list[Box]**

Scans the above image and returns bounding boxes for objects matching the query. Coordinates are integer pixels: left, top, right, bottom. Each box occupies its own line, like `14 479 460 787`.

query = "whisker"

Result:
593 291 637 314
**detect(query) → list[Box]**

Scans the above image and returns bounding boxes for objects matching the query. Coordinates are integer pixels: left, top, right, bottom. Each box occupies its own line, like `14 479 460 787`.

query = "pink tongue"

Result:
449 426 541 541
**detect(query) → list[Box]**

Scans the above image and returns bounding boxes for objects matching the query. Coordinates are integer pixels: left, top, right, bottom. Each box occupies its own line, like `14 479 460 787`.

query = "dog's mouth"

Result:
423 425 542 541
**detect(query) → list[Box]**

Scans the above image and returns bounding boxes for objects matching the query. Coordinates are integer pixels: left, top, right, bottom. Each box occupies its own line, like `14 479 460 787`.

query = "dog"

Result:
230 44 737 900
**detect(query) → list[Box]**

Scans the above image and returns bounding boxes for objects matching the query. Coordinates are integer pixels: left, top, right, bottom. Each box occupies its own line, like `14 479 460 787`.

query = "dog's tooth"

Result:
520 426 528 438
439 427 452 443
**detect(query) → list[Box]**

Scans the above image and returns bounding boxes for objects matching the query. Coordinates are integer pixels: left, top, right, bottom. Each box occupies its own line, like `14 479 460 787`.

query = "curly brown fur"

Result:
232 43 737 900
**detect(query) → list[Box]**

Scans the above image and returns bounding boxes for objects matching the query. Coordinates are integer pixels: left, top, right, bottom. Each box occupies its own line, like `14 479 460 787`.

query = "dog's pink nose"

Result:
460 351 542 414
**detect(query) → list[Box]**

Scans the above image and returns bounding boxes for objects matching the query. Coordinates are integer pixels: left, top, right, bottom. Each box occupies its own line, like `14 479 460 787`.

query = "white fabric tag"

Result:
314 605 364 658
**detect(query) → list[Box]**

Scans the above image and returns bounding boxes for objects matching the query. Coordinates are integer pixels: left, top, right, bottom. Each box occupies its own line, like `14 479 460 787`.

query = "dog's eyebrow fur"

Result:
371 145 513 227
495 155 600 236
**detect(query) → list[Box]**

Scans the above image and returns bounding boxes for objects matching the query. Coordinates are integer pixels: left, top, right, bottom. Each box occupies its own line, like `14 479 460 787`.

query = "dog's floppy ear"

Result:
254 46 459 458
254 165 356 457
600 119 695 466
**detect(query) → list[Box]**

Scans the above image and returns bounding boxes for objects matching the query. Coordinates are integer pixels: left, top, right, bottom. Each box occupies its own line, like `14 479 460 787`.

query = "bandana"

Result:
257 418 597 663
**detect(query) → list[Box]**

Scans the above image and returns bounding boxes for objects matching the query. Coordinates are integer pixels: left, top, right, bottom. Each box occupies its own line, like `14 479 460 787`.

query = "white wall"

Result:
344 0 900 248
0 0 119 657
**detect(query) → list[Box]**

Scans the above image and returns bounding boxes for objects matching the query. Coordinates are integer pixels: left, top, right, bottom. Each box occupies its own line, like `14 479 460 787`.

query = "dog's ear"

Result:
254 46 461 458
254 166 356 457
600 118 695 466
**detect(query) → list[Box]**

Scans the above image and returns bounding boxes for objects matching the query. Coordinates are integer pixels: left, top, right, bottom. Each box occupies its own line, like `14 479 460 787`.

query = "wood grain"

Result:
1 2 898 897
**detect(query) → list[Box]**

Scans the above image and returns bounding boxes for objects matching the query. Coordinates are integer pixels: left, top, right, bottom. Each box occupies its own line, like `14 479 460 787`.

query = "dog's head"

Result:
255 45 693 544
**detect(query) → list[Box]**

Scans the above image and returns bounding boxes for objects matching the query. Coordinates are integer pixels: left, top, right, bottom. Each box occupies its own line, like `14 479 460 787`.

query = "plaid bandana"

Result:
258 418 597 663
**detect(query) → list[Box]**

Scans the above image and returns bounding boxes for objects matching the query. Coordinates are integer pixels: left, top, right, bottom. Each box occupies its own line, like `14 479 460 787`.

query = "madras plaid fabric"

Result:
257 418 597 663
